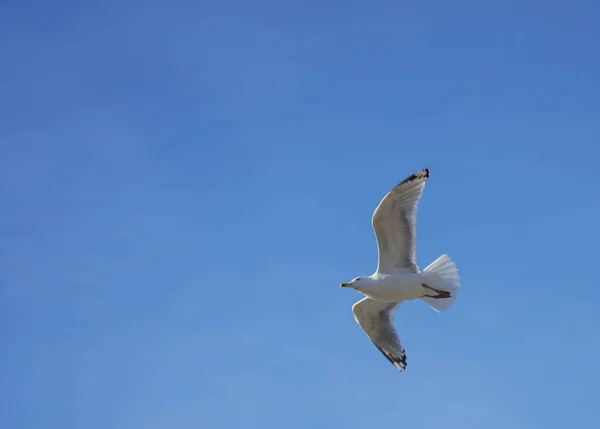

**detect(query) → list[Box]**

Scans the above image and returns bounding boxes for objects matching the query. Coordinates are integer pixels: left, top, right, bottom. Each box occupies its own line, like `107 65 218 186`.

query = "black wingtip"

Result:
373 342 408 372
400 168 429 185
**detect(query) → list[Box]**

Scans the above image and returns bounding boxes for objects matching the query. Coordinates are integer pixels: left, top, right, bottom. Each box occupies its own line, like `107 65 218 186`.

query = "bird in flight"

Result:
340 168 461 372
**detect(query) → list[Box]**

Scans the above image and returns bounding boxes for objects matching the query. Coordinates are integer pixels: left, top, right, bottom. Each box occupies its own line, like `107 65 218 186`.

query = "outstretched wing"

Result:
372 168 429 274
352 297 407 372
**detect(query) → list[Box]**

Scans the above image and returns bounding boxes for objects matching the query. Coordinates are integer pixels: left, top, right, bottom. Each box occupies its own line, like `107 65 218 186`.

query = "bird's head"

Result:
340 276 370 291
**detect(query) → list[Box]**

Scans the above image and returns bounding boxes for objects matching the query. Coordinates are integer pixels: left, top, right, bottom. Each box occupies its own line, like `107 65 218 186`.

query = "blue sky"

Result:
2 1 600 428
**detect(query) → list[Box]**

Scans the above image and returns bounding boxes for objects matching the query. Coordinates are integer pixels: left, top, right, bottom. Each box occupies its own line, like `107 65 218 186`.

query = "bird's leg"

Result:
421 284 451 299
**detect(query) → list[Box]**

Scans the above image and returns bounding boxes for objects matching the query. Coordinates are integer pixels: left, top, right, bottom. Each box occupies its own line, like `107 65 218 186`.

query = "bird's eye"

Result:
354 277 361 282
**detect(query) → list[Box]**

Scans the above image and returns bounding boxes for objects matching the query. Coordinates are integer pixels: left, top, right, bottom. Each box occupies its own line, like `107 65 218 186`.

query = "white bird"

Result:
340 168 460 372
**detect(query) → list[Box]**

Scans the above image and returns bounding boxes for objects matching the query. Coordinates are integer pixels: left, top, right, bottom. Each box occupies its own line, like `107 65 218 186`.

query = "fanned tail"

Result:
420 254 461 313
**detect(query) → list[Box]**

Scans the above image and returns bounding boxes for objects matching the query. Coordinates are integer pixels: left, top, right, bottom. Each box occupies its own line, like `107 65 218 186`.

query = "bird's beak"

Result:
340 283 348 288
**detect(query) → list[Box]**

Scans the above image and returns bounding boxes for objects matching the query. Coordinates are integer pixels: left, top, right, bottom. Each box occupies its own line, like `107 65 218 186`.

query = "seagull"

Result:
340 168 460 372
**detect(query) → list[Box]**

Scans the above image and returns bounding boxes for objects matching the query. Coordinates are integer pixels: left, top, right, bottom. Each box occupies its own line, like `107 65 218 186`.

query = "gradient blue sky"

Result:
2 1 600 428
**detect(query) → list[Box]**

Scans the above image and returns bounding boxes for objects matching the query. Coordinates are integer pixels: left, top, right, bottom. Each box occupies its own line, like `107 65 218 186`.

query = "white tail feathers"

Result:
421 254 461 313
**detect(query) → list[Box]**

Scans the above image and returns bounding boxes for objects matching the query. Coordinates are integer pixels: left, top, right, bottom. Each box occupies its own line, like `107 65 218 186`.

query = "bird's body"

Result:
347 272 429 302
340 168 461 372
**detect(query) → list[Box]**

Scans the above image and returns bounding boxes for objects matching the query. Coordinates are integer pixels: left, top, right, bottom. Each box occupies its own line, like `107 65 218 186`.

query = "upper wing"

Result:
371 168 429 273
351 297 407 372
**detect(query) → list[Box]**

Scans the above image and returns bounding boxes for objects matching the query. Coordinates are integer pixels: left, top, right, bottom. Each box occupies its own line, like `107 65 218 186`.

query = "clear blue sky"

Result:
2 1 600 428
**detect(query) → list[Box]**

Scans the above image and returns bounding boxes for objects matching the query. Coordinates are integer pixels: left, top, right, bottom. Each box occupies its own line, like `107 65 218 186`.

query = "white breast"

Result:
363 273 426 302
